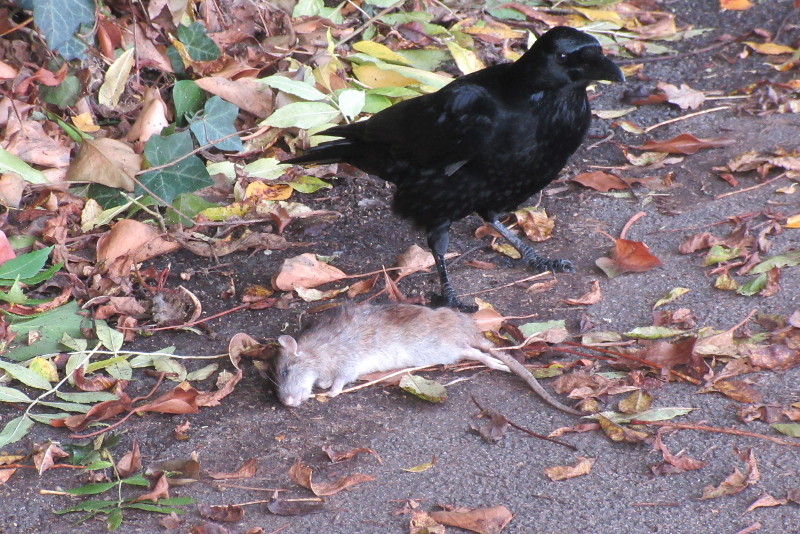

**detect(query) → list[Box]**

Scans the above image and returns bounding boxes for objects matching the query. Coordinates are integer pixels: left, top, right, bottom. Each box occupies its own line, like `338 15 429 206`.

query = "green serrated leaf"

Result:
594 407 694 423
189 96 243 151
28 412 69 425
83 460 114 471
95 320 124 353
121 473 149 486
40 74 81 108
737 273 767 296
0 386 32 403
56 391 119 403
173 80 206 124
107 507 123 530
259 75 327 101
0 360 53 389
771 423 800 437
624 326 687 339
65 481 119 496
139 131 213 205
185 363 219 381
0 246 54 282
176 22 221 62
121 503 187 514
750 250 800 274
289 175 332 194
0 415 35 448
154 357 186 382
38 400 91 413
518 320 567 338
261 101 340 130
399 374 447 403
55 499 118 514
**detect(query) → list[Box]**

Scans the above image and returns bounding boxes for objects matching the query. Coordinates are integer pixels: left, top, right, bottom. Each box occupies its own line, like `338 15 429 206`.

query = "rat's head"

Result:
276 335 317 407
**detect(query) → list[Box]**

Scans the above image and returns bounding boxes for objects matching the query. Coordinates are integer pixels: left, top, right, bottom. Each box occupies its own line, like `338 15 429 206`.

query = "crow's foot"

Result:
523 255 575 274
430 293 478 313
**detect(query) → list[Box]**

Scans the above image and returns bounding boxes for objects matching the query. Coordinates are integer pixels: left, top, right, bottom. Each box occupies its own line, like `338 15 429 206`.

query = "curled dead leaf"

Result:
273 253 347 292
429 505 513 534
544 456 595 481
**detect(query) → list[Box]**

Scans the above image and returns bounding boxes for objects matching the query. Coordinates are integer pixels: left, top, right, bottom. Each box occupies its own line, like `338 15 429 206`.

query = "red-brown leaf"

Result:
572 171 628 192
634 134 735 155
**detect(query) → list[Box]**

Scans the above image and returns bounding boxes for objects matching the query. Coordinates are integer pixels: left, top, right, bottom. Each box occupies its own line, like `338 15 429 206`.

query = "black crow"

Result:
286 26 624 310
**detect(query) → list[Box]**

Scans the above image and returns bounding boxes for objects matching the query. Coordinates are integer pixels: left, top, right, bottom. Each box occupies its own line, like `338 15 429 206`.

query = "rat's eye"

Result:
281 368 289 378
556 52 568 65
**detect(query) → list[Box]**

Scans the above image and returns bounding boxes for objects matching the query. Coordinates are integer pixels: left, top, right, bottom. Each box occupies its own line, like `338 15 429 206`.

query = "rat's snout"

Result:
281 394 301 407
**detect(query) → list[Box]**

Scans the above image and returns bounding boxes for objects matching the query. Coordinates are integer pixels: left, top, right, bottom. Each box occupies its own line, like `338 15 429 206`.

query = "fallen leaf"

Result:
33 442 69 475
197 504 245 523
720 0 753 9
633 134 735 155
395 244 435 277
513 207 554 242
134 383 200 415
96 220 180 278
598 415 649 443
657 81 706 110
266 496 326 516
572 171 628 192
410 511 446 534
596 238 662 278
562 280 602 306
429 505 513 534
132 472 169 503
402 457 437 473
126 87 169 144
207 458 257 480
744 41 795 55
322 446 383 464
399 374 447 403
66 137 140 191
117 439 142 478
544 456 595 481
471 410 508 443
272 253 347 291
651 430 708 473
194 77 273 118
288 461 373 496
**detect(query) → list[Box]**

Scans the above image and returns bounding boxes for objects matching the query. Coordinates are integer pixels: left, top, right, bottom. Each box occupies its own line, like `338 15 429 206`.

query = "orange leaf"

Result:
134 383 200 415
562 280 602 306
634 134 735 155
132 473 169 503
544 456 596 481
596 238 662 278
571 171 628 192
720 0 753 10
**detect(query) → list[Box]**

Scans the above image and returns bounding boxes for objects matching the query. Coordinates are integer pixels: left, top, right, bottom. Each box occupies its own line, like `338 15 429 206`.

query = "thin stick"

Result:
619 211 647 240
715 173 788 200
471 395 577 450
644 106 729 133
629 420 800 448
458 272 551 298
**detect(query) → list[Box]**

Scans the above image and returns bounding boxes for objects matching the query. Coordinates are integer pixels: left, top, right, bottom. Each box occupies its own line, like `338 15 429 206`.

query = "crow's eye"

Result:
556 52 568 64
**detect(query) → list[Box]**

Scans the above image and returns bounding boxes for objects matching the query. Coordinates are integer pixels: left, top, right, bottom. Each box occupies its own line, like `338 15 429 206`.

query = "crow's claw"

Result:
430 293 478 313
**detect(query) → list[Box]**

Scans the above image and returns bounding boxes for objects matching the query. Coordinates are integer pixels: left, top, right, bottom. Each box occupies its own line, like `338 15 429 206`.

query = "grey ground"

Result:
2 1 799 533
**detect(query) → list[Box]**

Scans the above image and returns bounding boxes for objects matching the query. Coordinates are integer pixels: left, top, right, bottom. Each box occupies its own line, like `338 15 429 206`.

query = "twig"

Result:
586 130 615 150
619 211 647 240
715 172 788 200
137 303 252 332
644 106 730 133
628 420 800 447
458 271 551 298
471 395 577 450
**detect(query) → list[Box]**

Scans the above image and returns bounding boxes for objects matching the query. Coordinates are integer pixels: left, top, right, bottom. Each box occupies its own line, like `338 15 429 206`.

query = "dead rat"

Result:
275 303 582 415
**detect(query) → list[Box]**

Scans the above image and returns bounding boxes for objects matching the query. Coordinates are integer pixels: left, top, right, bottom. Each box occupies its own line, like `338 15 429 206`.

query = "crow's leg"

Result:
427 221 477 312
487 217 575 273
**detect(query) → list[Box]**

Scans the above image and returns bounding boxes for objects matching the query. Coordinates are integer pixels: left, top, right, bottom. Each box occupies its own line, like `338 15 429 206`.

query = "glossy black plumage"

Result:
287 27 624 310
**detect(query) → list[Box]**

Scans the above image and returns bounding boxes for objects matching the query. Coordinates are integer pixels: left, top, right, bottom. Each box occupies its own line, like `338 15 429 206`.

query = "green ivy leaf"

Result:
189 96 243 151
173 80 206 124
139 131 212 205
32 0 94 51
176 22 220 62
166 193 219 227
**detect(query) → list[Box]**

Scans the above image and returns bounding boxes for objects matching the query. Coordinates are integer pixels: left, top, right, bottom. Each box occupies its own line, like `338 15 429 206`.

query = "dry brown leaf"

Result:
134 383 200 415
410 511 446 534
562 280 602 306
197 504 245 523
657 81 706 110
33 442 69 475
513 207 554 242
207 458 257 480
0 173 26 208
272 253 347 291
711 379 763 404
746 493 789 513
347 274 379 298
472 307 505 332
720 0 753 10
396 244 435 277
96 220 180 278
652 431 708 473
429 505 513 534
544 456 596 481
66 138 140 191
598 415 649 443
126 87 169 145
744 41 795 55
322 446 383 464
571 171 629 192
288 461 374 496
117 439 142 478
194 77 273 118
132 473 170 503
196 368 243 407
634 134 735 155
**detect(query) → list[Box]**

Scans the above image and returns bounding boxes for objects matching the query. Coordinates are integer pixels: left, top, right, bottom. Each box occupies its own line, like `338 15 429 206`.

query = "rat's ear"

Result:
278 335 298 354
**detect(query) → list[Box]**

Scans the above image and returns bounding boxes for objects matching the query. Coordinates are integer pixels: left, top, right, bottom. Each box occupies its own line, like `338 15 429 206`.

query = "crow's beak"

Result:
591 55 625 83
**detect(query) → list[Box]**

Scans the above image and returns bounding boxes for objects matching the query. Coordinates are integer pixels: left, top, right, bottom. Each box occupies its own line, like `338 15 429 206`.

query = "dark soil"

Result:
2 1 799 533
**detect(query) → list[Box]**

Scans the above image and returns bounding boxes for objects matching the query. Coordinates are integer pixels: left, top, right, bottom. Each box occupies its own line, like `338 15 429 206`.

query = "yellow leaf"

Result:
28 357 58 382
201 202 250 221
71 112 100 133
98 48 135 108
573 7 626 26
786 214 800 228
402 457 436 473
352 41 412 65
446 41 485 75
454 18 525 40
744 41 795 55
352 64 417 88
720 0 752 10
245 181 293 201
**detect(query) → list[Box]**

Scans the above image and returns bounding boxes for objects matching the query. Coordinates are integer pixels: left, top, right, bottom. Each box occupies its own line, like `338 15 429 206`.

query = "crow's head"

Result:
522 26 625 87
